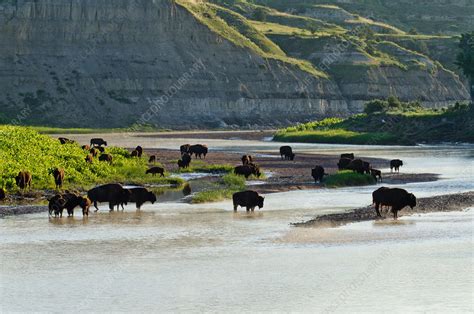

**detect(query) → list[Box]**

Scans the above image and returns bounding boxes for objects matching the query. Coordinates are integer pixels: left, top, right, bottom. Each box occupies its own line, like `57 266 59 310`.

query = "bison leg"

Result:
93 201 99 212
108 203 114 212
233 204 237 211
246 206 250 212
375 203 382 217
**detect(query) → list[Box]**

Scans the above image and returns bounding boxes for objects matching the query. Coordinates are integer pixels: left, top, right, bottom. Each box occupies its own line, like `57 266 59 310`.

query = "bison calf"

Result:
233 190 264 212
50 168 65 189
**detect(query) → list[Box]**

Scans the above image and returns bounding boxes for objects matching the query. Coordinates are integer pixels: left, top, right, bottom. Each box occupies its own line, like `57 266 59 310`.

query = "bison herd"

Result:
2 138 415 220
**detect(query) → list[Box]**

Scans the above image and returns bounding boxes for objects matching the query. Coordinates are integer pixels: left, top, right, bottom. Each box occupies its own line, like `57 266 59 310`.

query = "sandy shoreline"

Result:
293 191 474 228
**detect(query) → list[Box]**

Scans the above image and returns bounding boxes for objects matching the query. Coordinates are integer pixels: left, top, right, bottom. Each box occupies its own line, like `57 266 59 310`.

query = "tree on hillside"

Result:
253 7 267 22
455 32 474 102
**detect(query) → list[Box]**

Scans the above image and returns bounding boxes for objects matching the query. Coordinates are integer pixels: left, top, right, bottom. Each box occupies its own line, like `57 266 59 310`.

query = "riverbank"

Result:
293 191 474 228
274 103 474 145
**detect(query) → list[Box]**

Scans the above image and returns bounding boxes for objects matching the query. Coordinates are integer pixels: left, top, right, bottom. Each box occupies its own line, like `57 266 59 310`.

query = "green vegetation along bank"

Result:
274 101 474 145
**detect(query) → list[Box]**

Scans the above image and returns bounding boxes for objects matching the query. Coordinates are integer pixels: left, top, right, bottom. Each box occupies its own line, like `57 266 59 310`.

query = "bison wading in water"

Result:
279 146 295 160
124 187 157 210
15 171 32 190
372 187 416 219
87 183 131 212
390 159 403 173
233 190 264 212
311 165 326 183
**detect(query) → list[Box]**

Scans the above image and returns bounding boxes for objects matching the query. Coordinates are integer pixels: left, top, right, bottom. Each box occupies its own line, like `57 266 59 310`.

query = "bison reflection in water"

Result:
232 190 264 212
372 187 416 219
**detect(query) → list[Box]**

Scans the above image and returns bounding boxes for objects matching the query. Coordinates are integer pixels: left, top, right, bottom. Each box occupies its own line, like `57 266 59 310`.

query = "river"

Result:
1 133 473 312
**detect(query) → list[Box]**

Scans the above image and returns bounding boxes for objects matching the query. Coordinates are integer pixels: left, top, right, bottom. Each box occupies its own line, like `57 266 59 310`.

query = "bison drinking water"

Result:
311 165 326 183
87 183 131 212
279 146 295 160
232 190 264 212
124 187 157 210
390 159 403 173
372 187 416 219
15 171 32 190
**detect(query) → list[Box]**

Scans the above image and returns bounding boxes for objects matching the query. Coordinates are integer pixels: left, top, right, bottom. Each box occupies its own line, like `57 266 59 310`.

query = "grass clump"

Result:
176 160 234 174
191 173 246 204
324 171 376 188
0 125 182 191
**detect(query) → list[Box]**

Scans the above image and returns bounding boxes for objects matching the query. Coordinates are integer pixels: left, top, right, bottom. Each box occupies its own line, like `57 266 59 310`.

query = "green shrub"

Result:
324 171 376 187
364 99 388 114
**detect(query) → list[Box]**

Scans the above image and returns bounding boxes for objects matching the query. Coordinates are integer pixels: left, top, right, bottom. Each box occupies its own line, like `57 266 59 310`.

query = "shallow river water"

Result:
1 133 473 312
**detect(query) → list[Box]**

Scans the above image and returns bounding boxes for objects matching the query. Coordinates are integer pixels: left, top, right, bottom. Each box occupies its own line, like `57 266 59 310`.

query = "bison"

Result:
280 146 295 160
178 153 191 169
233 190 264 212
131 150 139 157
149 155 156 163
87 183 131 212
96 146 105 153
370 169 382 182
0 188 6 200
340 153 355 160
372 187 416 219
390 159 403 173
347 159 370 175
241 155 253 165
135 146 143 158
337 157 352 170
311 165 326 183
89 147 99 157
85 154 93 163
90 138 107 147
189 144 208 159
15 171 32 190
81 145 91 150
58 137 75 145
50 168 65 189
234 164 261 179
146 167 165 176
124 187 157 210
48 194 66 217
180 144 191 155
99 153 113 164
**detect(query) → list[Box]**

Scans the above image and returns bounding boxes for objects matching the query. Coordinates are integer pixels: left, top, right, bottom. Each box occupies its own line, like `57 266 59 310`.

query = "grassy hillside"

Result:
0 126 182 191
274 102 474 145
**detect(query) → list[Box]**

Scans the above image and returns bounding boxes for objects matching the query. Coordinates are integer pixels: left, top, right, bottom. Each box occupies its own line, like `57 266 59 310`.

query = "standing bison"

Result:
15 171 32 190
372 187 416 219
90 138 107 147
189 144 208 159
178 153 191 169
311 166 326 183
279 146 295 160
135 146 143 158
50 168 65 189
87 183 131 212
370 169 382 182
149 155 156 163
347 159 370 175
146 167 165 176
390 159 403 173
337 158 352 170
234 164 261 179
232 190 264 212
124 187 157 210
